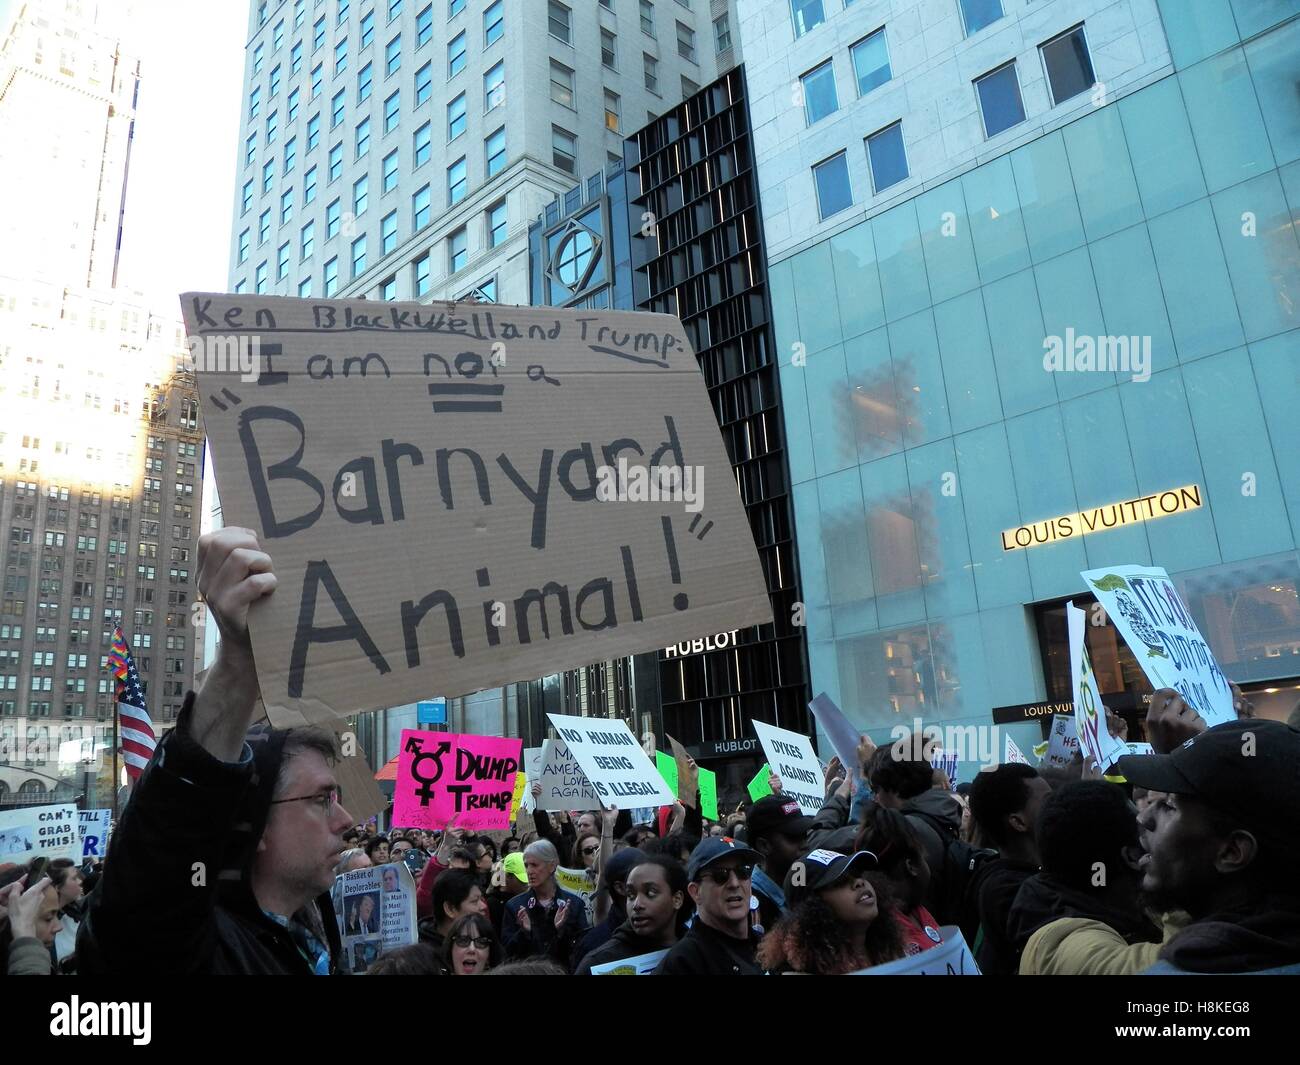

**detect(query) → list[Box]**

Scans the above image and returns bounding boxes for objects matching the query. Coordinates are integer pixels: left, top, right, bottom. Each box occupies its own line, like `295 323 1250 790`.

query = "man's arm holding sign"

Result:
78 528 275 973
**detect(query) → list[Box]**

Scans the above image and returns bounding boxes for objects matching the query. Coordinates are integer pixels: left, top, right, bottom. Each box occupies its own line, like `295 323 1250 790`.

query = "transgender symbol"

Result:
405 734 453 806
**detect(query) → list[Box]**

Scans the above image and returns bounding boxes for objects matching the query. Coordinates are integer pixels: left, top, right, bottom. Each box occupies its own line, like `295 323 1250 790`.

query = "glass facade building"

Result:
768 2 1300 772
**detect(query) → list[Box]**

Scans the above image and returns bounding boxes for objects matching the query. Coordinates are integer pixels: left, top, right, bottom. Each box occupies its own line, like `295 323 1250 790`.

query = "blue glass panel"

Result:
769 257 802 366
778 358 815 485
934 289 1002 434
804 343 855 476
1089 225 1177 381
1229 0 1300 39
818 466 878 633
1249 332 1300 545
917 180 980 303
1147 199 1245 360
1035 246 1115 401
934 613 992 723
954 422 1033 609
843 327 903 462
792 241 842 355
829 221 885 340
1157 0 1239 68
1179 48 1275 194
792 482 836 643
858 453 926 627
1063 105 1144 241
887 309 951 447
1210 172 1300 342
963 154 1030 282
903 439 978 619
980 604 1046 707
1244 18 1300 167
982 268 1053 417
872 201 930 322
1012 132 1085 262
1120 77 1207 218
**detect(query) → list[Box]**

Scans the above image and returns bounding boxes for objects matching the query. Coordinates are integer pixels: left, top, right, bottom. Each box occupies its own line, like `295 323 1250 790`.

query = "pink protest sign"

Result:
394 730 522 831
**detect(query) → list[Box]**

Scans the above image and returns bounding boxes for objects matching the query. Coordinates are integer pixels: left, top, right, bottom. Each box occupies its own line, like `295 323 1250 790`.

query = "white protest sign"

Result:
183 293 773 725
751 720 824 816
77 809 112 861
807 692 860 775
546 713 676 809
1068 603 1127 771
929 746 959 788
556 865 598 923
1044 714 1080 769
536 737 602 811
591 948 671 975
332 860 417 974
850 926 981 975
1003 734 1030 765
518 745 543 813
0 803 79 864
1082 565 1233 726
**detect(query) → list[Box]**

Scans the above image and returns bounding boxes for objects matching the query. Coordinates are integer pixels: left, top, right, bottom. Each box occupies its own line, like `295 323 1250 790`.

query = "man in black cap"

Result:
653 837 762 975
745 794 814 933
77 527 354 974
1120 700 1300 974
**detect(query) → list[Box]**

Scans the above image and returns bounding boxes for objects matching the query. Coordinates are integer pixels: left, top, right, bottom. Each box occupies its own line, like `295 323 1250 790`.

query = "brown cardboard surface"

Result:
183 294 772 726
666 733 697 809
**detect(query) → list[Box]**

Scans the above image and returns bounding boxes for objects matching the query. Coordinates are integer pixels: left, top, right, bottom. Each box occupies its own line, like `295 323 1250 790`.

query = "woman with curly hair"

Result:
855 805 945 955
757 849 904 974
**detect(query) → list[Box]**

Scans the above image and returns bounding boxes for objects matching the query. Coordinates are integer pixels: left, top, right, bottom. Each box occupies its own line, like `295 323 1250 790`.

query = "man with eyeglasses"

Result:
654 837 763 975
77 527 356 974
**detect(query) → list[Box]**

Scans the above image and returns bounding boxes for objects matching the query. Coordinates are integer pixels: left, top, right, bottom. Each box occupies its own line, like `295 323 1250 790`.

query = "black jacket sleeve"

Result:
77 693 255 974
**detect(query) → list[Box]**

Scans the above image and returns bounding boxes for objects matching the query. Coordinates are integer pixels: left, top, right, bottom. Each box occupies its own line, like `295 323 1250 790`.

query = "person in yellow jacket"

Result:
1020 910 1190 975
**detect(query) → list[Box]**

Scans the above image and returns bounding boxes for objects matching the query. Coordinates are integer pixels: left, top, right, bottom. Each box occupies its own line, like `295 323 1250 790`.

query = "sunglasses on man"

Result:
701 862 755 885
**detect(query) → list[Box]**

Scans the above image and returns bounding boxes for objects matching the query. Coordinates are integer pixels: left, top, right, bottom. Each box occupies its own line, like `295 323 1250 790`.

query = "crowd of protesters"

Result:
3 527 1298 977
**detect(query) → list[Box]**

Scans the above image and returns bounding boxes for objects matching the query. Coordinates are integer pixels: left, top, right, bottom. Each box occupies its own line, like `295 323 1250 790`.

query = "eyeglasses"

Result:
452 935 492 949
271 788 339 814
702 862 754 885
580 846 600 856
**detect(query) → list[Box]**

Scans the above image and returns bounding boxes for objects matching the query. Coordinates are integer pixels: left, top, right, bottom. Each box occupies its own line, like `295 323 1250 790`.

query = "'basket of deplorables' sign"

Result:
183 293 772 725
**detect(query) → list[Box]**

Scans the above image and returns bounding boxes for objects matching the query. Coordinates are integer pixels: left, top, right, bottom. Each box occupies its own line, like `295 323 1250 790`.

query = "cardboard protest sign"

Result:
591 948 671 975
747 763 773 803
1068 603 1127 771
808 692 860 775
332 860 417 973
547 713 677 809
394 729 521 831
77 809 111 860
517 746 543 815
752 721 824 816
666 734 697 809
537 737 601 811
850 927 981 975
929 746 959 788
0 804 78 864
183 293 773 725
1003 734 1030 765
1082 565 1233 726
509 771 529 822
556 865 598 923
1045 714 1080 770
656 751 719 820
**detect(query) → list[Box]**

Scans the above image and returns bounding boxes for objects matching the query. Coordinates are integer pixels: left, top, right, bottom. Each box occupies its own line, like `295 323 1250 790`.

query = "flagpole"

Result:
111 700 119 820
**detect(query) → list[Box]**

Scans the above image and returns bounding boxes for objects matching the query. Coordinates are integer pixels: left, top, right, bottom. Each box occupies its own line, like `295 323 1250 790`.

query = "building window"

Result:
448 227 467 273
269 64 281 96
417 3 433 47
484 0 503 46
851 29 890 96
713 13 731 53
329 141 343 180
291 40 302 75
416 60 432 104
676 21 695 62
552 125 576 174
414 252 431 295
640 0 655 37
415 121 432 166
339 1 351 26
287 86 300 121
324 256 339 296
548 1 571 43
255 261 268 294
335 38 347 75
447 156 467 204
327 198 341 237
976 61 1025 137
448 30 466 77
681 75 697 97
1041 25 1095 105
449 0 466 16
485 126 506 177
258 208 271 244
959 0 1003 37
307 112 320 149
354 174 369 215
277 241 290 280
304 164 317 203
245 131 256 165
242 179 253 214
866 121 908 193
643 52 658 94
352 235 366 277
356 116 371 158
238 229 250 264
385 90 401 132
444 92 466 142
812 151 852 219
332 88 345 127
266 110 278 144
487 199 507 247
801 60 837 125
386 34 401 75
301 220 315 259
601 28 617 69
311 62 323 97
280 187 293 223
550 59 575 108
484 60 504 111
604 89 620 132
383 149 399 192
313 16 325 50
381 275 397 300
790 0 824 38
253 42 264 76
413 184 431 228
382 210 398 253
358 61 373 102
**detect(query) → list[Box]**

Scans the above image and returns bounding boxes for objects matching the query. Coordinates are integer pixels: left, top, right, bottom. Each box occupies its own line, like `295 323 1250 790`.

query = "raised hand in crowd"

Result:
1144 688 1206 754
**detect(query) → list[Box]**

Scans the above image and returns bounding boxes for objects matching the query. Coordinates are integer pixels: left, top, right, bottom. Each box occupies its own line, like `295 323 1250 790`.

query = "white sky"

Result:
115 0 248 315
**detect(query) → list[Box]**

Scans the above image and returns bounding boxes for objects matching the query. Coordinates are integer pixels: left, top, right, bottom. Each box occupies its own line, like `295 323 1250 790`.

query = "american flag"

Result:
107 625 157 779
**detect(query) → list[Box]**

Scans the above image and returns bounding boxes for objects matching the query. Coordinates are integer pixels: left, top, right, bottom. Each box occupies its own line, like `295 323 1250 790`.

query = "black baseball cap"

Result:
783 849 878 908
1118 719 1300 843
746 795 815 843
685 836 759 882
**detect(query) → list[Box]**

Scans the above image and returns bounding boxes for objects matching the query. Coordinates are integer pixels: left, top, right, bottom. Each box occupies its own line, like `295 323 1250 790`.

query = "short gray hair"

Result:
523 839 558 866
